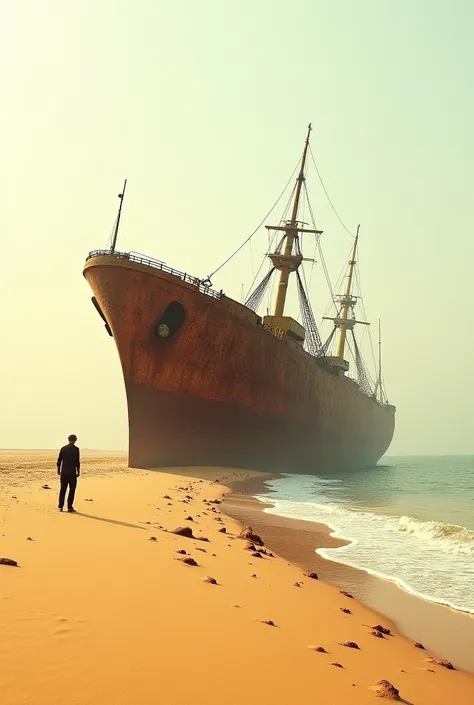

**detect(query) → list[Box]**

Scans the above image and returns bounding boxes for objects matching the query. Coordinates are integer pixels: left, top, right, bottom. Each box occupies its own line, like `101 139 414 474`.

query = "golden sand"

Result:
1 451 473 704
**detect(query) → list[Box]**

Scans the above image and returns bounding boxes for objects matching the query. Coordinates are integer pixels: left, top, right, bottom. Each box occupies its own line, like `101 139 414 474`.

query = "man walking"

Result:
57 434 80 513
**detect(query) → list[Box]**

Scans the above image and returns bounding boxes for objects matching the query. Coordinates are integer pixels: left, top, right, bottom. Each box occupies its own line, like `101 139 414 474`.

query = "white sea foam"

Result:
255 478 474 614
396 515 474 556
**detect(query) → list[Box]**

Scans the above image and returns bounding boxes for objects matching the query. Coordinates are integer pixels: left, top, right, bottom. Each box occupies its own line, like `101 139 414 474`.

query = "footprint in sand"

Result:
54 617 71 636
54 626 71 636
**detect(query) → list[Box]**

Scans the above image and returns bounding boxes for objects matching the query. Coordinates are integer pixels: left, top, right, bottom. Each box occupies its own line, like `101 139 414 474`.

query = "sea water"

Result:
255 456 474 613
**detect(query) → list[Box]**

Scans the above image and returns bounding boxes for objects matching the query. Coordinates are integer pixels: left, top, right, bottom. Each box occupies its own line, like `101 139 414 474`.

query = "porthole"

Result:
154 301 185 340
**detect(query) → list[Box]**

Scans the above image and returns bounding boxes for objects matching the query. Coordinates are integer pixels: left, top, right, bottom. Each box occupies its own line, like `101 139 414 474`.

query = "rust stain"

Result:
84 257 395 471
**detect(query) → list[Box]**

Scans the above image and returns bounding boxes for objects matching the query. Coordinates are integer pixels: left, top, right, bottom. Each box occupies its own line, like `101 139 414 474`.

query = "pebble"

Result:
179 557 198 567
238 526 264 546
427 656 455 670
373 624 391 635
171 526 194 538
0 558 18 566
371 680 400 700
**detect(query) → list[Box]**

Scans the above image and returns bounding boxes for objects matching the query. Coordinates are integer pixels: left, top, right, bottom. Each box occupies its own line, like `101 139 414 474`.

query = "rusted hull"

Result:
83 255 395 472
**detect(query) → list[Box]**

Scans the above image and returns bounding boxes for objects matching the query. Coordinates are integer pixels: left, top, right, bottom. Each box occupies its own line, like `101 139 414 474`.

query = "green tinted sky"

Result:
1 0 473 455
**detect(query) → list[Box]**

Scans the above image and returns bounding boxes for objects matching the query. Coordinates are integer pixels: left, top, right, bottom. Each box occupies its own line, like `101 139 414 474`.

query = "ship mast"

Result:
335 225 360 360
373 319 383 402
110 179 127 254
322 224 369 373
266 124 322 318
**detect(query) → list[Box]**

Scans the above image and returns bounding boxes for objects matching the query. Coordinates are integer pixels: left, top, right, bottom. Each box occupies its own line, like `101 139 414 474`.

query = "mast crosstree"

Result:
322 225 369 372
266 124 322 319
250 125 376 389
243 124 371 379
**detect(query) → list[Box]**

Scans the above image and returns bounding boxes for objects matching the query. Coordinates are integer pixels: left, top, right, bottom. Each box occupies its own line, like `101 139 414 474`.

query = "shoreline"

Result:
223 474 474 674
2 451 474 704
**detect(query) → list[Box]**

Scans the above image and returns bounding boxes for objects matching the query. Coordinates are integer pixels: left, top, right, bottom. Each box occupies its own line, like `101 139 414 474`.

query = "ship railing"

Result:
86 249 223 300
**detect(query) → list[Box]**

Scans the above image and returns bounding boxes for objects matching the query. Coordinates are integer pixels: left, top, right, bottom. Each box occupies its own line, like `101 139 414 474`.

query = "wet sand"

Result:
1 450 473 704
224 475 474 673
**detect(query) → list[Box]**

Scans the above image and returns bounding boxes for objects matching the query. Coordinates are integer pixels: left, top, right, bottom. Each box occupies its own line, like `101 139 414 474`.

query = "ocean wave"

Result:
315 548 474 615
255 489 474 613
397 515 474 556
256 495 474 557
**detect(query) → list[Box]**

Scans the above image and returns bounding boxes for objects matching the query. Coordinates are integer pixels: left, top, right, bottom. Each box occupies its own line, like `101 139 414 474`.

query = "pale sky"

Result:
1 0 473 456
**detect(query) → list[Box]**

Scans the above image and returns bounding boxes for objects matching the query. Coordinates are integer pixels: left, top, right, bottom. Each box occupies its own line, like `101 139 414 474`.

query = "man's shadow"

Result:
74 512 147 530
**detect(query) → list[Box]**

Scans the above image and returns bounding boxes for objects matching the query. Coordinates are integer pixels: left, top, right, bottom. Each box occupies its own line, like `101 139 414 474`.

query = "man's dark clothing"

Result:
57 444 80 475
57 444 80 510
58 475 77 510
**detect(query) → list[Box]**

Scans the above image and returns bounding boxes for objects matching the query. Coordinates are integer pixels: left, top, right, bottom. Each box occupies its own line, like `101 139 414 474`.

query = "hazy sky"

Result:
1 0 473 456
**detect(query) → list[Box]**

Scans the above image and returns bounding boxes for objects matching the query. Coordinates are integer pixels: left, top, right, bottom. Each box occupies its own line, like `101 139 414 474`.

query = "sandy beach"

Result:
1 451 473 705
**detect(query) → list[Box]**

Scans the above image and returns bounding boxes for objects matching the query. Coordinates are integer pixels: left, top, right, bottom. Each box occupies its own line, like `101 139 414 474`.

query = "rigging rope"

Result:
321 327 337 355
309 144 356 239
207 159 300 280
245 233 283 303
308 237 318 290
296 236 317 326
296 270 324 357
320 240 357 323
245 268 276 312
355 262 377 374
350 329 373 397
107 212 119 249
302 181 337 312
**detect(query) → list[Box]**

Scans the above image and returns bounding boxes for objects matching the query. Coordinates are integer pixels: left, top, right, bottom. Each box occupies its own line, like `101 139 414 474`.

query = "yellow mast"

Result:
322 224 369 373
335 225 360 360
269 124 320 318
